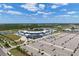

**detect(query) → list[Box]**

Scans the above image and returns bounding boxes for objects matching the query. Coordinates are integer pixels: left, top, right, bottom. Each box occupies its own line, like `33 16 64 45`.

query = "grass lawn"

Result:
0 34 22 46
0 40 4 46
0 35 5 38
5 34 21 40
10 48 30 56
10 41 17 46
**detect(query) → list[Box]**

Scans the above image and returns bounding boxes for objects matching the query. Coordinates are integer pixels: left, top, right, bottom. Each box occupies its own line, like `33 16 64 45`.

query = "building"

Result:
63 28 79 33
17 28 52 39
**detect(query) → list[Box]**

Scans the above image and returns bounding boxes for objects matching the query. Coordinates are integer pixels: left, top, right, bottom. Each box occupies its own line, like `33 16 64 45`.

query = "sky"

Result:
0 3 79 23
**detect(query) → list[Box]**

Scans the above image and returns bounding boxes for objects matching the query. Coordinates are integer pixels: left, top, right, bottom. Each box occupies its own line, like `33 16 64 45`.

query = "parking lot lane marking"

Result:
64 48 73 52
25 45 51 56
40 41 73 52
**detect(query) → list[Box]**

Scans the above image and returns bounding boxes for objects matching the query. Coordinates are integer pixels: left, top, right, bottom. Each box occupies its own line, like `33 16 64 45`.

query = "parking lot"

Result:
21 32 79 56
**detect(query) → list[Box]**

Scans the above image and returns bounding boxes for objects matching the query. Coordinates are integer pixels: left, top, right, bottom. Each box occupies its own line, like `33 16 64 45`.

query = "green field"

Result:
10 48 26 56
0 34 18 46
5 34 21 40
0 34 21 40
10 48 30 56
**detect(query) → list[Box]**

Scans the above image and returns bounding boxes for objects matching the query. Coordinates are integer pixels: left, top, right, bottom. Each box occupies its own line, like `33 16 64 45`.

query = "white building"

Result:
17 28 52 39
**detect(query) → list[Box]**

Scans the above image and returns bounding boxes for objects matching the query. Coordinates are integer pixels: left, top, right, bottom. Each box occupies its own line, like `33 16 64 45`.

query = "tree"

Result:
4 42 10 48
56 26 63 32
16 46 20 50
71 27 75 31
41 53 44 55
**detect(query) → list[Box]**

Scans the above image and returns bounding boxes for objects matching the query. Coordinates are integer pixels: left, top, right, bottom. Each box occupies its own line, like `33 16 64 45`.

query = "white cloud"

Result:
37 11 44 14
3 4 13 9
58 15 70 17
25 11 53 17
51 3 68 9
54 3 68 6
54 14 79 18
55 15 70 18
37 11 52 15
67 11 76 14
6 10 22 15
0 9 23 15
61 3 68 5
61 9 67 11
54 14 71 18
37 11 53 18
51 5 59 9
38 4 45 10
21 3 38 12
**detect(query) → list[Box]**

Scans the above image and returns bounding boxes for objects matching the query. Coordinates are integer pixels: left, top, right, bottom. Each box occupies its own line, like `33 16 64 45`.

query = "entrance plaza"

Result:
20 32 79 56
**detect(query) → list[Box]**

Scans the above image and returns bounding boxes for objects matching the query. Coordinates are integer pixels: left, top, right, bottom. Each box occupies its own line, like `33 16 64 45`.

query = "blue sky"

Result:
0 3 79 23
